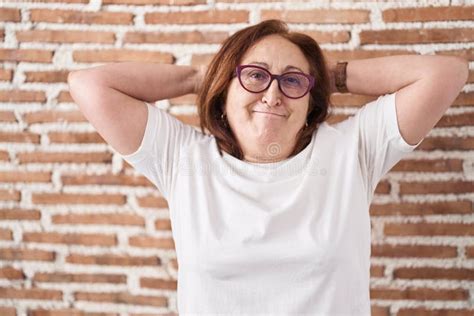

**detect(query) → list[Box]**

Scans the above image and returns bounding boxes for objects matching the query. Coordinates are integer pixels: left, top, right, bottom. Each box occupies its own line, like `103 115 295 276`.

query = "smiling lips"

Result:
253 111 286 117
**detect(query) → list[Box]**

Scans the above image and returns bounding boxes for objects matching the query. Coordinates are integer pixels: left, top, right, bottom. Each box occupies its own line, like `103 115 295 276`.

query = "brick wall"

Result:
0 0 473 315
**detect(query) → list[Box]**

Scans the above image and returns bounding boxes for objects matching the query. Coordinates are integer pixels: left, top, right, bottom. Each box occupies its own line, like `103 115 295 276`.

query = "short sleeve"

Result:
356 91 423 195
119 102 204 200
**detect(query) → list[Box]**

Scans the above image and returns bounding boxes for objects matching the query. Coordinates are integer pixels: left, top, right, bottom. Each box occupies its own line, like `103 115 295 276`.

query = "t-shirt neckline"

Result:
212 129 318 183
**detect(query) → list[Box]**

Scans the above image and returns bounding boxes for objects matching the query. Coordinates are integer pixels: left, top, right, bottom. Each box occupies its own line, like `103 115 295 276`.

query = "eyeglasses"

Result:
234 64 315 99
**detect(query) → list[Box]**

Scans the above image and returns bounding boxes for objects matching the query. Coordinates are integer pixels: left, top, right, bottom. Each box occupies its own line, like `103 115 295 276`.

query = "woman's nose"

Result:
262 78 282 106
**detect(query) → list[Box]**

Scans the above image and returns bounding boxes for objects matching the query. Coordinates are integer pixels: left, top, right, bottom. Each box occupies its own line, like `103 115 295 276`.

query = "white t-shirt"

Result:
120 92 423 315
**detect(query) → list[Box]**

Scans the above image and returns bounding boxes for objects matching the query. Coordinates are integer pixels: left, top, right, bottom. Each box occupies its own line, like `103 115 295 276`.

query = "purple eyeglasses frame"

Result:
233 64 315 99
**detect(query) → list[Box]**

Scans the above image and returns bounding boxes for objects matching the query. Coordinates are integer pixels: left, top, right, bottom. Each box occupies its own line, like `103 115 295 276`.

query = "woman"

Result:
68 19 468 315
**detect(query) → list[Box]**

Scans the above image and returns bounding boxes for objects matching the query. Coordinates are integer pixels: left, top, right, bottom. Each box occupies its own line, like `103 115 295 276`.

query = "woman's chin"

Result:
253 132 283 144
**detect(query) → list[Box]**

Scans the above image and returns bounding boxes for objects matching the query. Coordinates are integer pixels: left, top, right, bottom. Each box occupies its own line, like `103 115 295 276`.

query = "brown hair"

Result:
196 19 333 160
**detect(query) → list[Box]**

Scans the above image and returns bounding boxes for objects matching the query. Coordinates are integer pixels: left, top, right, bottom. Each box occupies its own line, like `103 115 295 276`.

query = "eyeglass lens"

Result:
240 67 310 98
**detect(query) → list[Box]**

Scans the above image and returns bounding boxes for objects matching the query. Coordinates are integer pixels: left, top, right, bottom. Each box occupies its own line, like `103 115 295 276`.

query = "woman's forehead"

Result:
241 38 310 73
245 61 305 73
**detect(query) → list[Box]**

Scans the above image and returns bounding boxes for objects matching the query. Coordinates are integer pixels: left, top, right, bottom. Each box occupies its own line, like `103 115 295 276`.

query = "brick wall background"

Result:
0 0 473 315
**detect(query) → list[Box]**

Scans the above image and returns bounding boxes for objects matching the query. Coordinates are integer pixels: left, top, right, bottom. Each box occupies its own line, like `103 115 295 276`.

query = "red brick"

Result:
0 171 51 183
415 137 474 150
29 309 117 316
145 10 248 24
383 6 473 22
137 195 168 208
0 89 46 102
30 9 133 25
74 291 167 307
47 131 106 144
66 254 160 266
451 91 473 106
124 30 227 44
397 308 474 316
154 219 172 230
17 151 112 164
393 267 474 281
218 0 281 2
370 201 472 216
23 110 85 124
360 28 473 45
0 248 55 261
466 246 474 258
371 244 457 258
374 181 390 194
0 8 21 22
371 305 389 316
0 132 41 144
0 228 12 240
61 173 152 186
58 90 74 103
370 286 468 300
261 9 370 24
0 266 24 280
436 113 474 127
129 236 174 249
21 0 88 2
0 68 13 81
391 158 463 172
0 287 62 300
0 49 53 63
0 150 10 161
468 70 474 83
24 71 69 83
34 272 126 284
299 30 350 44
31 193 126 205
399 180 473 194
0 189 21 201
446 48 473 62
23 232 117 246
17 30 115 44
52 213 145 227
140 277 177 290
169 258 178 271
384 222 474 236
0 306 15 316
370 265 385 277
104 0 204 4
0 111 17 123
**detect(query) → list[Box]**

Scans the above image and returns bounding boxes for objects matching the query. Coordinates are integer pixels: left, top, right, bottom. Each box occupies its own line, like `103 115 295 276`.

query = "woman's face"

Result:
224 34 311 158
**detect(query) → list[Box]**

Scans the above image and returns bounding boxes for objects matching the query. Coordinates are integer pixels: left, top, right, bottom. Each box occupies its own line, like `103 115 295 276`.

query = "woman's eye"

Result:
246 69 269 79
284 76 301 85
250 73 265 79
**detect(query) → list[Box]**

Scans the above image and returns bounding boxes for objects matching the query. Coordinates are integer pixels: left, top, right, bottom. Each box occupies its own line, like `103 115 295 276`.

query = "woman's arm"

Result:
328 55 468 96
69 62 202 103
67 62 205 156
328 54 469 145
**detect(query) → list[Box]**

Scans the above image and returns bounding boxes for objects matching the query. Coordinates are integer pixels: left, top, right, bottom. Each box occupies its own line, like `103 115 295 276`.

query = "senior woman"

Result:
68 19 468 315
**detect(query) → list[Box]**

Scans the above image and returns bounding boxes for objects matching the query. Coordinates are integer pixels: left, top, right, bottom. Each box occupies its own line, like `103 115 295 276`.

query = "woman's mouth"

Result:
253 111 286 117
